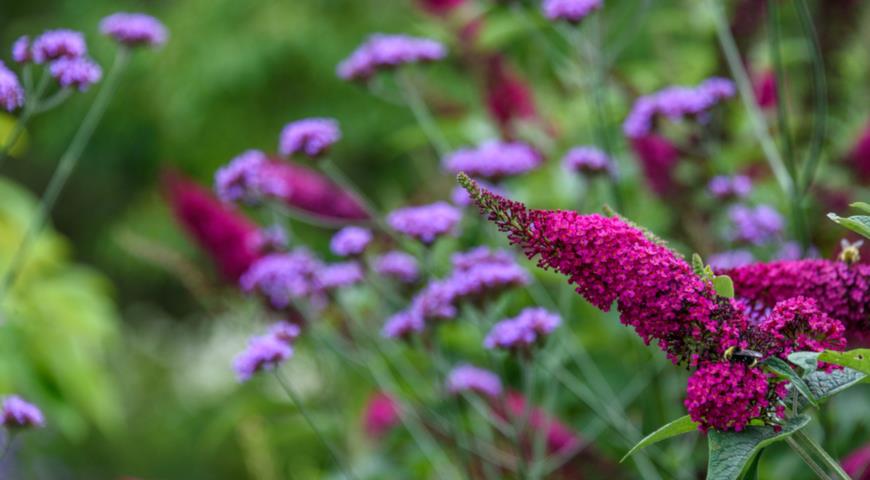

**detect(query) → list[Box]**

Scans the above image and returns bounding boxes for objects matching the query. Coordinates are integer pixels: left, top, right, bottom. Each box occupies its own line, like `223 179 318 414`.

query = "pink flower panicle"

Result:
99 12 168 47
445 364 503 398
458 173 739 365
363 392 400 439
629 135 681 196
723 259 870 345
759 296 846 361
337 34 446 82
684 361 785 432
261 159 370 222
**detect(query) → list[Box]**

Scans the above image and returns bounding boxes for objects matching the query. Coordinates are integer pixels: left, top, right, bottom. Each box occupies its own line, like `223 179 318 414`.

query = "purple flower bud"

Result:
387 202 461 244
0 62 25 112
49 57 102 91
233 335 293 382
446 364 503 398
562 146 613 176
330 226 373 257
542 0 602 23
337 34 447 82
373 251 419 283
214 150 289 204
443 141 541 179
32 29 87 64
1 396 44 429
99 12 168 47
12 36 31 64
279 118 341 158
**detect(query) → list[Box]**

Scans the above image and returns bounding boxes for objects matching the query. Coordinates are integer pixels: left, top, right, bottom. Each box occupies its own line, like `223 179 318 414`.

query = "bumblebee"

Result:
724 346 763 367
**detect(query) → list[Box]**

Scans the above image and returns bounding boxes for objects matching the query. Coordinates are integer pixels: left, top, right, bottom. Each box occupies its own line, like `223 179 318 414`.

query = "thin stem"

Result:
273 371 358 480
514 353 535 479
396 70 450 158
794 0 828 194
0 431 16 464
793 431 851 480
0 72 52 169
708 0 792 195
0 48 130 300
786 436 833 480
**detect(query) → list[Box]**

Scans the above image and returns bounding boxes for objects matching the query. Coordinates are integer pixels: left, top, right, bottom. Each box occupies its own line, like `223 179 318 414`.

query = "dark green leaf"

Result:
740 449 763 480
761 357 817 407
621 415 699 463
787 352 820 374
851 202 870 214
707 415 811 480
803 367 867 403
827 213 870 240
692 253 706 278
818 349 870 376
713 275 735 298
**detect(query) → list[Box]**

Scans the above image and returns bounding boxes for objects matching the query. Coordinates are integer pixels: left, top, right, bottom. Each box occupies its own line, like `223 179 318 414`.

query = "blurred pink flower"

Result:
629 135 680 196
418 0 466 15
754 70 778 109
362 392 400 438
842 443 870 480
261 159 370 222
485 55 538 138
849 122 870 183
163 171 262 282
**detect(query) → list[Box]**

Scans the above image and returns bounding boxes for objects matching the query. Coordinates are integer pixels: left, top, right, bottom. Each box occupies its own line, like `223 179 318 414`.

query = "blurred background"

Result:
0 0 869 478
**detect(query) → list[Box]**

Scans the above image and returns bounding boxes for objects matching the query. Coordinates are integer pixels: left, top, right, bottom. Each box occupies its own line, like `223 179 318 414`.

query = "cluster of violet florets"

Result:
233 322 300 381
623 77 736 138
445 364 503 398
442 140 541 180
337 34 447 82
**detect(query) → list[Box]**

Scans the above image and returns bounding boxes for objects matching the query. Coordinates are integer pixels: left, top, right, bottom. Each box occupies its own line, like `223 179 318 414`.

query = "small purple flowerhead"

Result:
337 34 447 82
330 226 373 257
0 62 25 112
410 280 458 320
12 36 31 64
268 321 302 344
317 261 364 291
562 146 613 176
252 225 289 253
708 175 752 200
1 396 44 429
387 202 461 244
49 57 102 91
446 364 503 398
32 29 87 64
707 250 754 271
99 13 168 47
240 250 321 309
728 204 784 245
214 150 289 204
484 308 561 351
374 251 419 283
448 247 530 301
382 310 425 339
279 118 341 158
443 141 541 179
233 335 293 382
542 0 603 23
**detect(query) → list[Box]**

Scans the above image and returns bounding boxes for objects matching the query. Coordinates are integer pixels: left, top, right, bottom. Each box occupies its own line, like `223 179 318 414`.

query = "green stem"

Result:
708 0 792 195
786 436 833 480
794 0 828 194
273 371 358 480
396 70 450 158
793 431 851 480
0 48 130 300
0 72 52 169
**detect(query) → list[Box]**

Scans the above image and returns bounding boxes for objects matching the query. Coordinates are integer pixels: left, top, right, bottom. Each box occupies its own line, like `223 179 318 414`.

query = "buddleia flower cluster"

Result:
458 174 849 431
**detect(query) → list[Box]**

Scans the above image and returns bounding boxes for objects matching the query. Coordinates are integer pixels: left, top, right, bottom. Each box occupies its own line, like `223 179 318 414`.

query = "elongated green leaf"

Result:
761 357 817 407
827 213 870 239
818 349 870 376
707 415 811 480
851 202 870 214
803 367 867 403
713 275 735 298
621 415 699 463
787 351 820 374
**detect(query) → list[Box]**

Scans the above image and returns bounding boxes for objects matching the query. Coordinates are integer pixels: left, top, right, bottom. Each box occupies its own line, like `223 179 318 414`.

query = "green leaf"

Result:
712 275 735 298
851 202 870 214
692 253 707 278
621 415 699 463
741 449 763 480
803 367 867 403
707 415 811 480
827 213 870 240
818 349 870 376
787 352 820 374
761 357 817 407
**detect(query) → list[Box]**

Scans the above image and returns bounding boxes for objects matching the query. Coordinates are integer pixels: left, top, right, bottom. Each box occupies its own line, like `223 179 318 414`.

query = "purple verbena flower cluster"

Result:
728 204 784 245
382 310 425 339
31 30 87 64
317 261 364 291
279 118 341 158
12 37 31 64
330 226 373 257
707 250 754 271
542 0 603 23
0 62 25 112
708 174 752 200
1 395 45 429
337 34 447 82
387 201 461 244
214 150 290 204
623 77 736 138
99 13 168 47
484 307 561 351
443 141 541 179
445 364 503 398
233 330 294 382
49 57 102 91
239 250 321 309
374 251 419 283
562 146 614 176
